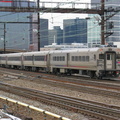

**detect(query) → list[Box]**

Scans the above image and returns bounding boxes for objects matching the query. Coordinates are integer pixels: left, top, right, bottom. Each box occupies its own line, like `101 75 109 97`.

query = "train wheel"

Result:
88 71 94 79
98 76 102 80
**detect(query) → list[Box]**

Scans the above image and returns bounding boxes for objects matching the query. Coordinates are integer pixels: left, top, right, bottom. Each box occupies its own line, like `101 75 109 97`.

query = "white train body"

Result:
7 53 23 67
0 47 120 79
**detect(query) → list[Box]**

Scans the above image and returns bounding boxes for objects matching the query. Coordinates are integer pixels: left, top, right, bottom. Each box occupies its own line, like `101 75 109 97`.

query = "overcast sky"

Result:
38 0 91 29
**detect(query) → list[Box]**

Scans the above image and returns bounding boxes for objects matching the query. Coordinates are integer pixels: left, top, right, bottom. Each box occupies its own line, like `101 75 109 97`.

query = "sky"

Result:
38 0 91 29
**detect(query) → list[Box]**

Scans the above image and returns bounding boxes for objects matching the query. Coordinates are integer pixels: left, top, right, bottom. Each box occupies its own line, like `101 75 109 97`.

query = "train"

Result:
0 46 120 79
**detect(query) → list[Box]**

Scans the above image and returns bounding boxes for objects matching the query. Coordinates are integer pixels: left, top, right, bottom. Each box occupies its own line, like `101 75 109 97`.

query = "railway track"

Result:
0 82 120 120
0 67 120 90
0 68 120 99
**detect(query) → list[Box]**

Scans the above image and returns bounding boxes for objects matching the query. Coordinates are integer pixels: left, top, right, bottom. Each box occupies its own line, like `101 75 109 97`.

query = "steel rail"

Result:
0 82 120 120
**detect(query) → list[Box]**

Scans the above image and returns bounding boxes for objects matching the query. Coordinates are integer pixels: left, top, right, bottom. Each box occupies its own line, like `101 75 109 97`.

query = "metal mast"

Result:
37 0 40 51
100 0 105 45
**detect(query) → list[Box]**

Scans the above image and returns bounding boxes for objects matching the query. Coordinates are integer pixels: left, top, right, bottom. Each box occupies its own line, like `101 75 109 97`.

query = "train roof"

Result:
0 47 120 56
48 47 101 53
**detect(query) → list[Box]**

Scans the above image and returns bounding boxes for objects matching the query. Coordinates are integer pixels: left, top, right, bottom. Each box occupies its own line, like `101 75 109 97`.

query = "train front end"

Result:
97 47 120 79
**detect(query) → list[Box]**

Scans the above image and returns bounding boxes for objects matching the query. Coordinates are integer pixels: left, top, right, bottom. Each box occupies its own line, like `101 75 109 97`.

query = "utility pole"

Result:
4 23 6 53
101 0 105 45
37 0 40 51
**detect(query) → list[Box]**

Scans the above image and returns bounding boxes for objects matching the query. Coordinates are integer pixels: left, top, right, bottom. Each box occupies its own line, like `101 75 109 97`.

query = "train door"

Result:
46 53 50 72
105 52 116 69
32 55 34 65
67 53 70 67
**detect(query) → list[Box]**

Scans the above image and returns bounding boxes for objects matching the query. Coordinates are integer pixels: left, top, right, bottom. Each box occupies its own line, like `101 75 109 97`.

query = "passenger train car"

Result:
0 46 120 79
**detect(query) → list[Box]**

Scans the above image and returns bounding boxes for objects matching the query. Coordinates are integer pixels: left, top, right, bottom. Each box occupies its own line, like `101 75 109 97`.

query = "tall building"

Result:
29 14 48 51
0 0 36 50
91 0 120 44
48 26 63 45
63 18 87 44
87 14 101 47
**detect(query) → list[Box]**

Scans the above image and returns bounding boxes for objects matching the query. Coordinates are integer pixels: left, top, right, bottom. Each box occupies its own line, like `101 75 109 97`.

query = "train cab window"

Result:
99 54 104 59
107 54 111 60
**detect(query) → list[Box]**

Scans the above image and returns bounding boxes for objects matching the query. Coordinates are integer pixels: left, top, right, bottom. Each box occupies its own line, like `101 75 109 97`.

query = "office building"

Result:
48 26 63 45
91 0 120 44
63 18 87 44
0 0 36 50
87 14 101 47
29 14 48 51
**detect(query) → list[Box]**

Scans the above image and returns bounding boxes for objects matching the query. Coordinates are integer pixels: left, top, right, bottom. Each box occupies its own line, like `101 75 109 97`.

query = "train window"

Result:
117 54 120 59
75 56 78 61
8 57 20 61
63 56 65 61
53 56 65 61
57 56 59 61
60 56 62 61
24 56 32 61
99 54 104 59
55 56 57 61
35 56 45 61
79 56 81 61
81 56 85 61
72 56 74 61
86 56 89 61
61 56 65 61
1 57 6 60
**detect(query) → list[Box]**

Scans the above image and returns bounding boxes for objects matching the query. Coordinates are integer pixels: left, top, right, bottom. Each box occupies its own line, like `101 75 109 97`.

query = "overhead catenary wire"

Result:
0 1 119 48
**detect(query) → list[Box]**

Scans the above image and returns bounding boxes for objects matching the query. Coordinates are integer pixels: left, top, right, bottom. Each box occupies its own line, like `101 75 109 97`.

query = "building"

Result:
29 14 48 51
87 14 101 47
0 0 36 51
63 18 87 44
48 26 63 45
91 0 120 44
